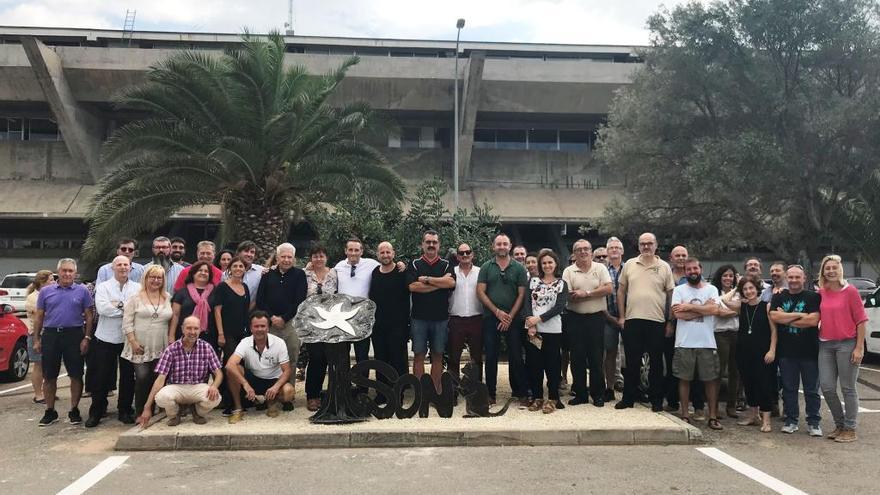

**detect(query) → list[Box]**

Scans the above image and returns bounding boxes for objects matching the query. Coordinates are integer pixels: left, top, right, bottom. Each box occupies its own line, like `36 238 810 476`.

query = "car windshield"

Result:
0 276 33 289
850 279 876 290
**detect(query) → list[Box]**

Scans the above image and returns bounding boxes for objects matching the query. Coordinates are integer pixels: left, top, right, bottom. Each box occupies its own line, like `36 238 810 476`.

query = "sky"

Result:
0 0 709 46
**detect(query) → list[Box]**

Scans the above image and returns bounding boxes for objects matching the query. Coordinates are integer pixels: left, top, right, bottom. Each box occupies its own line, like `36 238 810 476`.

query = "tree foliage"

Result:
309 179 500 264
597 0 880 272
83 31 404 264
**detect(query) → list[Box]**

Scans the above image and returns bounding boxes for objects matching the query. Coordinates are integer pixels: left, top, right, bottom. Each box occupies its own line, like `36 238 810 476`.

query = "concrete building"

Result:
0 26 640 276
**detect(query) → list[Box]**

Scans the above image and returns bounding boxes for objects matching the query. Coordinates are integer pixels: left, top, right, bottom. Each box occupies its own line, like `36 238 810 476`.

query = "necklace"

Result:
146 292 161 319
744 302 759 335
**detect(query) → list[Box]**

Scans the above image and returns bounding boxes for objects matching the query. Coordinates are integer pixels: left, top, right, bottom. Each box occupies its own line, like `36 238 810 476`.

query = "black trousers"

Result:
566 312 606 401
622 318 666 406
525 332 562 401
87 338 134 419
372 324 409 378
131 360 158 416
305 343 328 400
664 334 705 409
738 353 776 412
353 338 371 362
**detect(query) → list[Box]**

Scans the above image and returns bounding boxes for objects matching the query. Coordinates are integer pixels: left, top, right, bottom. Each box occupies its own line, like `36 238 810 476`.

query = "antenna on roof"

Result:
284 0 294 36
122 9 137 47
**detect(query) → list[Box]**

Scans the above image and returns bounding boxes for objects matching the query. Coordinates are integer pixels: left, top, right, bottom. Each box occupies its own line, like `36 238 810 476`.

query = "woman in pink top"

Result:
817 255 868 443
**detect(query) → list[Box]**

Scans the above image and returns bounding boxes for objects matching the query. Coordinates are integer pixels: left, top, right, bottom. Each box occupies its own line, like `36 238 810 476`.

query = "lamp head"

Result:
456 18 466 29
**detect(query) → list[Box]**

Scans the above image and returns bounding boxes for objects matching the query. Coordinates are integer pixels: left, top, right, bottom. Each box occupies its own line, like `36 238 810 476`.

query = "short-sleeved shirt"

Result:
818 284 869 341
477 258 529 316
770 289 821 359
671 283 719 349
369 266 411 329
618 256 675 323
210 282 251 341
37 283 93 328
335 258 381 298
562 262 611 314
233 334 289 380
154 338 222 385
406 256 456 321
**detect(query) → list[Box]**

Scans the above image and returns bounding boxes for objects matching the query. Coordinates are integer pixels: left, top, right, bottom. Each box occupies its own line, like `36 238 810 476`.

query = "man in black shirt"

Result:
407 230 456 392
769 265 822 436
255 243 308 405
369 241 411 379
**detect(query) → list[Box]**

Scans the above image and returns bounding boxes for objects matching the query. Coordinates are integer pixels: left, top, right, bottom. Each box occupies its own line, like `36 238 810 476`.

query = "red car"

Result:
0 303 29 382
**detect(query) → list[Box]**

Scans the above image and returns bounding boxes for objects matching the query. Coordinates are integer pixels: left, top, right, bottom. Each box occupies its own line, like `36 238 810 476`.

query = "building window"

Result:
400 127 421 148
559 130 590 152
497 129 527 150
528 129 558 151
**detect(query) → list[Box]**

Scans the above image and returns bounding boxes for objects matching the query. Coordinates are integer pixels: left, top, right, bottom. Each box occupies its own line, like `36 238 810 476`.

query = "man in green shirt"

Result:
477 233 529 404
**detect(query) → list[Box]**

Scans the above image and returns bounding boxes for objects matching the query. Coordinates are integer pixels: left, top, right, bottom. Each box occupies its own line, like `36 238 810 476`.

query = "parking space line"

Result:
0 373 67 396
859 366 880 373
697 448 808 495
57 455 128 495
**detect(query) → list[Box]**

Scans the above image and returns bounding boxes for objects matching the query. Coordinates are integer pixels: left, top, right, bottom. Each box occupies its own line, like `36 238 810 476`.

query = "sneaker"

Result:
808 425 823 437
38 409 59 427
693 409 706 421
781 423 799 434
228 410 245 424
834 428 857 443
68 407 82 425
221 407 234 417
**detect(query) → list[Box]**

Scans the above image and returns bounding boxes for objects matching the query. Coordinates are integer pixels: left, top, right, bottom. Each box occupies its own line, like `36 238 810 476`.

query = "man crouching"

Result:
137 316 223 427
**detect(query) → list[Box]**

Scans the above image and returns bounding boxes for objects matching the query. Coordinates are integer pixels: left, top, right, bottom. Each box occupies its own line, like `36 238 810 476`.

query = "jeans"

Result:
87 338 135 419
566 312 605 401
483 313 528 398
819 339 860 430
779 357 821 426
622 319 665 405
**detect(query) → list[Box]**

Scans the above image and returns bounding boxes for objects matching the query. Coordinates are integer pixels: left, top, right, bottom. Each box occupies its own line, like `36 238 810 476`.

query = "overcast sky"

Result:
0 0 707 46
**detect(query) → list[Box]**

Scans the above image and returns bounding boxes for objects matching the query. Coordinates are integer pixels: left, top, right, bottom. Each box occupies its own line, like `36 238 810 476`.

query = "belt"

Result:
42 326 83 332
450 315 481 319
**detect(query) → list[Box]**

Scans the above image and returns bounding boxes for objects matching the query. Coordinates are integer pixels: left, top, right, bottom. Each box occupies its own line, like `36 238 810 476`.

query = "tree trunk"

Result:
225 194 289 264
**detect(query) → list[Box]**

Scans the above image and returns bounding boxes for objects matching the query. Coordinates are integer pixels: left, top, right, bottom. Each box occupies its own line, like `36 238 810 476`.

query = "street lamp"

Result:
453 18 465 211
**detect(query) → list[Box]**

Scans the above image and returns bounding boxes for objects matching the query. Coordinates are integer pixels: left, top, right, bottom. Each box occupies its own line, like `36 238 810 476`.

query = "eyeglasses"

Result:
574 247 592 253
147 275 163 281
119 247 135 253
639 242 655 247
594 255 607 260
457 250 472 256
350 264 357 278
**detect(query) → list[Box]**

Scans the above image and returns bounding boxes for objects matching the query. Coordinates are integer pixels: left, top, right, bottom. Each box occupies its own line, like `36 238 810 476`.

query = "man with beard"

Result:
144 236 185 294
477 233 529 405
170 237 189 267
407 231 456 392
762 262 788 302
369 241 411 379
671 258 722 428
665 246 705 417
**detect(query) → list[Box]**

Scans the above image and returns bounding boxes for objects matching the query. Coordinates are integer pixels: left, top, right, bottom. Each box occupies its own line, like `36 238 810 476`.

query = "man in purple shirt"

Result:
137 316 223 427
32 258 95 427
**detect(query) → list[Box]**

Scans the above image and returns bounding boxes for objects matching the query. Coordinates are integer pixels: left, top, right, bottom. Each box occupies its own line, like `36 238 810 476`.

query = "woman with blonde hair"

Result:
817 255 869 442
121 264 172 416
24 270 54 403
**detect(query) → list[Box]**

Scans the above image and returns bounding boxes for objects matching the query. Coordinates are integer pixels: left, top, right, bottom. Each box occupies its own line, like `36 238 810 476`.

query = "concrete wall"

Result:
0 141 86 181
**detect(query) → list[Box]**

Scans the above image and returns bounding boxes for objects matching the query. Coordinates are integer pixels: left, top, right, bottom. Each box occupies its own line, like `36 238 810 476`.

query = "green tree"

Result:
83 31 404 263
597 0 880 272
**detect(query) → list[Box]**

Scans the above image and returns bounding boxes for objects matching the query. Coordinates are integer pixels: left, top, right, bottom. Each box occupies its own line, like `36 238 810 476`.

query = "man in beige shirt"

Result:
562 239 613 406
615 232 675 411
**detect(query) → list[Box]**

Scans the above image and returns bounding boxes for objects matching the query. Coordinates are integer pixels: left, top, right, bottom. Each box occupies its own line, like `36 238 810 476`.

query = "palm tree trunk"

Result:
226 195 289 263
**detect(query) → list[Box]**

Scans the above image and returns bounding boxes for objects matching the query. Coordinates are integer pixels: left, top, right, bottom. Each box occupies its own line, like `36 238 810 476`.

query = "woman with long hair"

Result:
523 250 569 414
215 249 234 273
817 255 869 442
711 264 740 418
169 261 216 349
722 275 777 432
24 270 55 403
121 264 172 416
212 256 252 418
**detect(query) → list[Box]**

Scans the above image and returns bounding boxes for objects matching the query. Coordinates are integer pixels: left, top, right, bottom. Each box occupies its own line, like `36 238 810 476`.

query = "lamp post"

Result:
453 18 465 211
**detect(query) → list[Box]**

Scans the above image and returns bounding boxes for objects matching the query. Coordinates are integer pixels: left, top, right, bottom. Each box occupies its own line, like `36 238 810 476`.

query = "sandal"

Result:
760 423 772 433
708 418 724 430
737 415 760 426
528 399 543 412
542 400 557 414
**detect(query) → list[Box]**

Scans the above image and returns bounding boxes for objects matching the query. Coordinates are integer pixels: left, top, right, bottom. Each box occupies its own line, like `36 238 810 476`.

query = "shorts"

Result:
40 327 85 381
27 334 42 363
410 319 448 355
672 347 720 381
604 322 621 351
244 371 280 395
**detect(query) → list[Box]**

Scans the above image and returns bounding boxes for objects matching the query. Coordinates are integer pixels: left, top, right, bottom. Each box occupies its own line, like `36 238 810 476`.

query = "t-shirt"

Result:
818 284 868 341
233 334 289 380
406 256 456 321
671 283 719 349
210 282 251 341
770 289 820 359
618 256 675 323
477 258 529 316
562 262 611 314
369 266 410 329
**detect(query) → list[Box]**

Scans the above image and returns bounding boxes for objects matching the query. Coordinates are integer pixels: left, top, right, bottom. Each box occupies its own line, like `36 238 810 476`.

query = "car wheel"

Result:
1 338 29 382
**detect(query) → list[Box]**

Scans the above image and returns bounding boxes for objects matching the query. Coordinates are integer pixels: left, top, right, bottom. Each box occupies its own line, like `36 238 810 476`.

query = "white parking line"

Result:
0 373 67 396
57 456 128 495
697 447 808 495
797 388 880 413
859 366 880 373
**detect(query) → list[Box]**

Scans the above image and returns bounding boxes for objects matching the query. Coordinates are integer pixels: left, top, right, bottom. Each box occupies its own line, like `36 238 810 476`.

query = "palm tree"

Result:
84 31 404 263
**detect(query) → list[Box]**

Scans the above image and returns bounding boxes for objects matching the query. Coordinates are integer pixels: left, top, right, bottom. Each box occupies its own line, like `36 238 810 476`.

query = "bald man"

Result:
369 241 411 383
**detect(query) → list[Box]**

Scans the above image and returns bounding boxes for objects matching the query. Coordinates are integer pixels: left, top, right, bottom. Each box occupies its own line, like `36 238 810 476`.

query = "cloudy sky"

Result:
0 1 708 46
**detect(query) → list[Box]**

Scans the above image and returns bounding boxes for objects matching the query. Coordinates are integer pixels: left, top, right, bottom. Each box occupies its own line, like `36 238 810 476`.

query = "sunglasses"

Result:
457 250 472 256
119 247 135 253
350 265 357 278
594 255 607 260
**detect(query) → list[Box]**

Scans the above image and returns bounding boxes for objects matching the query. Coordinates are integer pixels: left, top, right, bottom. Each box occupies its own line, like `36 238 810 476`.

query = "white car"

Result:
0 273 37 316
865 289 880 356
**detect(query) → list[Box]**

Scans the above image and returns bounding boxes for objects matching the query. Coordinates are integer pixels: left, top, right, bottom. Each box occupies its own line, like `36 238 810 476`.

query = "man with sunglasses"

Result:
477 233 530 405
96 238 145 284
448 243 483 384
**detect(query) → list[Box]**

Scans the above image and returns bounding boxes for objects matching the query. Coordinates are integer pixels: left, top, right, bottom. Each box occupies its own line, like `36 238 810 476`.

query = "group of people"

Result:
23 232 868 442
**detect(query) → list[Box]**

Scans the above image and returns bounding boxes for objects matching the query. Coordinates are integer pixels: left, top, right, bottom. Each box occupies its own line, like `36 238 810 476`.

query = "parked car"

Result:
811 277 876 300
865 288 880 357
0 304 29 382
0 272 37 316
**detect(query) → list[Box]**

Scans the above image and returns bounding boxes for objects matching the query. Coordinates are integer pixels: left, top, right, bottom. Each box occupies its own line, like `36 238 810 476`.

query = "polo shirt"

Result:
449 265 481 317
562 262 611 314
406 256 456 321
618 255 675 323
477 258 528 315
233 334 289 380
37 283 93 328
335 258 381 298
96 261 145 284
94 278 141 344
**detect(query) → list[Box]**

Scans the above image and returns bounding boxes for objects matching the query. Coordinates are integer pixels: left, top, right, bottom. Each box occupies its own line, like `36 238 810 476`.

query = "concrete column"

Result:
457 51 485 190
21 37 104 183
